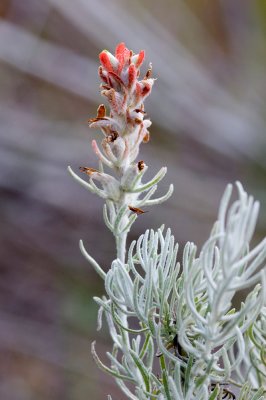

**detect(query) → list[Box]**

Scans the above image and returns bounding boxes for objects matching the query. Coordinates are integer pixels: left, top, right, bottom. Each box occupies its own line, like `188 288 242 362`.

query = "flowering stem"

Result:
69 42 266 400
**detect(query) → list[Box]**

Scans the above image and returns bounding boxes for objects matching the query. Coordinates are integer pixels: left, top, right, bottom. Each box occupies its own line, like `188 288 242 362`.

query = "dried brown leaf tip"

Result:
88 116 108 124
144 64 152 79
128 206 147 215
106 131 119 142
88 105 107 124
79 167 98 175
100 84 110 90
134 108 146 114
97 104 106 118
137 160 145 171
143 132 150 143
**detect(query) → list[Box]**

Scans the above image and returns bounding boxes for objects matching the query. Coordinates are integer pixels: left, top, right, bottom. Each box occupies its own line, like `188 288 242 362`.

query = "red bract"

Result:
115 42 131 72
128 64 137 89
99 51 114 72
135 50 145 68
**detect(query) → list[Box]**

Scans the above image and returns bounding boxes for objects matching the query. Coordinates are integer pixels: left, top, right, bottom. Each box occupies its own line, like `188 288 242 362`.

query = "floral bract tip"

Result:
99 42 145 76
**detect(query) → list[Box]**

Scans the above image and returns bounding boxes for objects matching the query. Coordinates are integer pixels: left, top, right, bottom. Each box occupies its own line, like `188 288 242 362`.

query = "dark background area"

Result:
0 1 266 399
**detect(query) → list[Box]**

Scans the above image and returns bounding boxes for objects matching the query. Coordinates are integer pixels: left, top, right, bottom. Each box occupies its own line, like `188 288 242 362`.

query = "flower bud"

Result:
131 50 145 68
115 42 131 73
99 50 119 72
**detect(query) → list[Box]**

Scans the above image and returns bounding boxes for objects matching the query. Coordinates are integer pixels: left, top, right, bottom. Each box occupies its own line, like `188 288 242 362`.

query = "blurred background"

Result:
0 0 266 399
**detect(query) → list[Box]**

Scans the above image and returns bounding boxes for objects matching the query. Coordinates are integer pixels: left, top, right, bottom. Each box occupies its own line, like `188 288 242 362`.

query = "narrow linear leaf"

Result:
91 341 135 383
129 349 150 393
